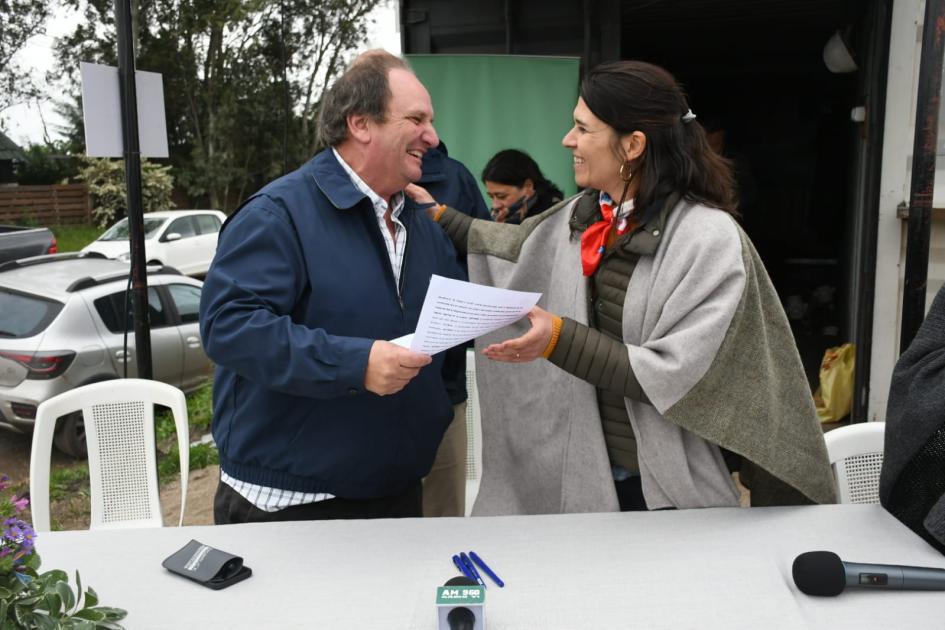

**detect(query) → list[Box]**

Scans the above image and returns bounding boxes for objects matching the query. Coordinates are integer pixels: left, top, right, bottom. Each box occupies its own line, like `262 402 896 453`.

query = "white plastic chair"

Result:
464 348 483 516
823 421 885 504
30 379 189 531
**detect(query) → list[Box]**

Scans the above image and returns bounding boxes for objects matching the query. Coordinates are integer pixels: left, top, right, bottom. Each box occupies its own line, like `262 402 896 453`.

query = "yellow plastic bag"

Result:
813 343 855 423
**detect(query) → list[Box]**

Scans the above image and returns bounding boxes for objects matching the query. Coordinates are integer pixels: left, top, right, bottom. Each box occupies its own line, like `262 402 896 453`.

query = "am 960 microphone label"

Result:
436 586 485 605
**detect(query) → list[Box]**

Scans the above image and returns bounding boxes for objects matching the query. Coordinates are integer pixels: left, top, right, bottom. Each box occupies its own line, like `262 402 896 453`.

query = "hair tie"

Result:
682 109 697 123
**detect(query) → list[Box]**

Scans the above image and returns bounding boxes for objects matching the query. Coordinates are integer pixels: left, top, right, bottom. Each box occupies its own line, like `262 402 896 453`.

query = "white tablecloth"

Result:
34 504 945 629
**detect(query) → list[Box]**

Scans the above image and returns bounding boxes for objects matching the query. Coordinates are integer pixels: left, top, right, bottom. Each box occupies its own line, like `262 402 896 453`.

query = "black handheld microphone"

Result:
792 550 945 596
438 575 482 630
447 606 475 630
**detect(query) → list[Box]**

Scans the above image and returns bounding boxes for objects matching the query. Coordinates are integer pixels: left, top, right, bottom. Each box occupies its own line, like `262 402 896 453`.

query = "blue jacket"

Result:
199 149 464 499
415 142 491 404
416 142 490 230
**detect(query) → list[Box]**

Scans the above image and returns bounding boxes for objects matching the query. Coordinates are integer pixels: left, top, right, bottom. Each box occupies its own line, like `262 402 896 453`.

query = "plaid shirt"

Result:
222 149 407 512
220 471 334 512
334 148 407 294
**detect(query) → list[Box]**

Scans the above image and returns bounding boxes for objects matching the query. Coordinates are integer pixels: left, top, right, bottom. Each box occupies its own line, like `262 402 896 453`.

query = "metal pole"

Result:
504 0 512 54
901 0 945 353
114 0 153 379
281 0 289 175
852 0 894 422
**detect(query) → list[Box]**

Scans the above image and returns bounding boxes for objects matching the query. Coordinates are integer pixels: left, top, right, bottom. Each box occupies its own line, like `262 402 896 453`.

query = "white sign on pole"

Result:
80 61 169 158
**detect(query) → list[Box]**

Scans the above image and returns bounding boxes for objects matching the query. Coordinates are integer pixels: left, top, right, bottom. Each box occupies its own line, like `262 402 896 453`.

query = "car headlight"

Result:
117 252 131 262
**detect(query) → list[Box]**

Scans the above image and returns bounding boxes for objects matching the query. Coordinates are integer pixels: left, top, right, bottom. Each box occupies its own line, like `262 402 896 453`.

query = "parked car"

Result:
81 209 227 276
0 252 213 457
0 225 57 264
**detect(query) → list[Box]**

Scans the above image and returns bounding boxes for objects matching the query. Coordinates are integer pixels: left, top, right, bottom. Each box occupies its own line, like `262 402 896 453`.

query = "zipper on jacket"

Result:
397 225 409 315
365 199 408 316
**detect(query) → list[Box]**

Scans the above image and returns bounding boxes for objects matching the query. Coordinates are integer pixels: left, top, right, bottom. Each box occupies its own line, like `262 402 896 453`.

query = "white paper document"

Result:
391 275 541 355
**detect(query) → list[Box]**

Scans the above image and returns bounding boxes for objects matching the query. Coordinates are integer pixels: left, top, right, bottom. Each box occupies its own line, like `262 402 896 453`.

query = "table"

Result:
35 504 945 629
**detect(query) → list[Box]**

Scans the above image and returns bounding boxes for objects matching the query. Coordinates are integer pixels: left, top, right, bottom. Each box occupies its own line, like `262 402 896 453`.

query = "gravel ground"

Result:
1 426 216 528
0 427 51 483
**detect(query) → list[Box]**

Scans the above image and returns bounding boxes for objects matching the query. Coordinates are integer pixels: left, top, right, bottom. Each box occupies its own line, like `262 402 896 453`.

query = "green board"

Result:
407 55 581 203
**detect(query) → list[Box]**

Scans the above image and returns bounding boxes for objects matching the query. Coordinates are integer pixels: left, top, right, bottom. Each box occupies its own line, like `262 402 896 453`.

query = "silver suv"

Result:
0 253 213 457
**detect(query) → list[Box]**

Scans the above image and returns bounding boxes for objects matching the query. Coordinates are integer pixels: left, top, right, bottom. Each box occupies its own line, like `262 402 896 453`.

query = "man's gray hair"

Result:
317 51 411 148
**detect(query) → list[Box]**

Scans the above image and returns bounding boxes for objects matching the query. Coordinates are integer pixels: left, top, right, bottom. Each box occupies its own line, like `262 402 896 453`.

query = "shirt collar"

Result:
332 148 404 218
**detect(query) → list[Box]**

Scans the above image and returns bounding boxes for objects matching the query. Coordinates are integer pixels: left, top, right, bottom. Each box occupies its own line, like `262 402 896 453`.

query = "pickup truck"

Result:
0 225 57 264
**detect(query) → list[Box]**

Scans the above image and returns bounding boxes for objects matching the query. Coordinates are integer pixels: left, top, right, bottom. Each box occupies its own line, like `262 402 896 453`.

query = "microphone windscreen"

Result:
447 606 475 630
442 576 478 630
793 551 846 596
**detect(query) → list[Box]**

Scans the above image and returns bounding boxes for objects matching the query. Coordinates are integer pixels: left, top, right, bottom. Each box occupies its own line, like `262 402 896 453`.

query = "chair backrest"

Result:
30 379 189 531
464 349 483 516
823 422 885 504
465 348 483 483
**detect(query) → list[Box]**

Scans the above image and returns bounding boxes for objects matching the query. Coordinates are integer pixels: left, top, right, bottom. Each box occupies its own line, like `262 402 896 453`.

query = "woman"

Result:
408 61 836 514
481 149 563 224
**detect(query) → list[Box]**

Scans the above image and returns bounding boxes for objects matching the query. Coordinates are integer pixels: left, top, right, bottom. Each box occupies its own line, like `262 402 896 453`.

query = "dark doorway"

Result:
617 0 862 387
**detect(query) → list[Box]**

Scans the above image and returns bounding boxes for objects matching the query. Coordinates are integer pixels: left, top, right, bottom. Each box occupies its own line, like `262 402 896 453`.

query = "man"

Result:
415 142 490 517
199 51 464 523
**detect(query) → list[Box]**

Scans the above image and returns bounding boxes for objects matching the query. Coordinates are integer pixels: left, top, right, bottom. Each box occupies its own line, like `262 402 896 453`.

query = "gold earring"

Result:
619 161 633 182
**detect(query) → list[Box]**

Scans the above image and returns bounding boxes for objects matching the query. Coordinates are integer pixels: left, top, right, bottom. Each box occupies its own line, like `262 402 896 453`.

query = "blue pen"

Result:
459 552 486 589
469 551 505 587
452 554 475 581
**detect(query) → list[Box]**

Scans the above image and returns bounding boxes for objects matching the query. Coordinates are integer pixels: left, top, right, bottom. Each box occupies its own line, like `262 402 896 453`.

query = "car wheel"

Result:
52 411 87 459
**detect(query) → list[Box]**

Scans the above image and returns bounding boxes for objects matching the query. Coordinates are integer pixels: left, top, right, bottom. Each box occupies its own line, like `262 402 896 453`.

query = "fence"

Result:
0 184 92 225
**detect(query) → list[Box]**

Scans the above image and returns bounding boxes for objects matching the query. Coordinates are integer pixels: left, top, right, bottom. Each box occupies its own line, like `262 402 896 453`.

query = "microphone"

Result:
437 575 485 629
792 551 945 596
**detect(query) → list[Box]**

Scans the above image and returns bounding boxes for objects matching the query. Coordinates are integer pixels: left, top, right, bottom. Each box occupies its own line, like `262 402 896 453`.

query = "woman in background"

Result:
408 60 835 514
481 149 563 224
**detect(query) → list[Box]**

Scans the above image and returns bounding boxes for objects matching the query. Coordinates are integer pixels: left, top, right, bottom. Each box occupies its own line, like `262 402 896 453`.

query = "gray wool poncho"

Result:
453 194 837 514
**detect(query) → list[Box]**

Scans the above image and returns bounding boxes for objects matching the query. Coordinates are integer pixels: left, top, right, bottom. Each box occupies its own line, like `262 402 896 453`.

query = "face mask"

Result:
493 193 538 224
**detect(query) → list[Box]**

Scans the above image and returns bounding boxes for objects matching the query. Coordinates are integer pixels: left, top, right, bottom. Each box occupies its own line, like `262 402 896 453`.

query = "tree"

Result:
77 157 175 227
292 0 379 157
14 141 82 185
54 0 381 211
0 0 52 113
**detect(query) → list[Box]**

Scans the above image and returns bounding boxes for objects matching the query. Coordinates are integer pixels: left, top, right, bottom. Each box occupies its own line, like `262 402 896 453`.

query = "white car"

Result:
82 209 227 276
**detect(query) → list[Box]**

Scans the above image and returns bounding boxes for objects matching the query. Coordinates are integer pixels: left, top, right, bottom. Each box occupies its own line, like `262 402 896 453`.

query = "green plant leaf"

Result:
0 587 10 598
82 588 98 609
72 608 104 621
42 592 62 616
93 606 127 620
41 569 68 584
24 556 41 572
0 600 8 624
75 572 82 604
32 614 57 630
13 602 34 626
55 581 76 613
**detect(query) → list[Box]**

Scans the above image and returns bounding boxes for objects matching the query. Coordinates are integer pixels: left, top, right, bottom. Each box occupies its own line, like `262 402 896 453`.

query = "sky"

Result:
0 1 402 147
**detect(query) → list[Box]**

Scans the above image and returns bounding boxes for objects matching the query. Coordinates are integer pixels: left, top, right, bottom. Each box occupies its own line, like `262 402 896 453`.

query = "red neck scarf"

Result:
580 194 635 276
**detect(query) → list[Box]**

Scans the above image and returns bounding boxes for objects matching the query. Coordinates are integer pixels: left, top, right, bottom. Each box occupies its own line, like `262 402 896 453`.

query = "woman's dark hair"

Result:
580 61 736 214
481 149 564 212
